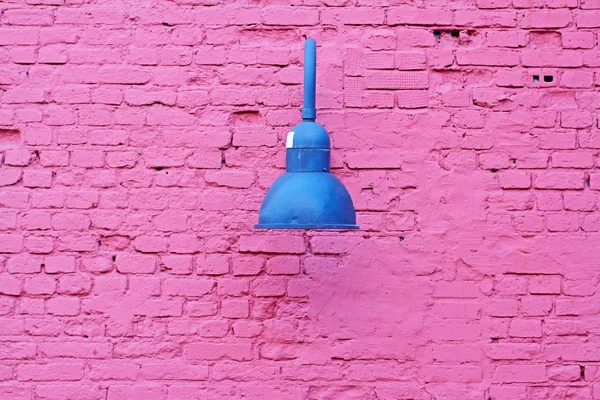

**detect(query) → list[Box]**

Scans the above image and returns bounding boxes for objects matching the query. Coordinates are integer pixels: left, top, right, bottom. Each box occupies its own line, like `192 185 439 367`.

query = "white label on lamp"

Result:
286 131 295 148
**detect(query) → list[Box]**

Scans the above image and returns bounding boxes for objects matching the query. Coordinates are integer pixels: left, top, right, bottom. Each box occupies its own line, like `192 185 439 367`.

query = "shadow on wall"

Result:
308 237 434 357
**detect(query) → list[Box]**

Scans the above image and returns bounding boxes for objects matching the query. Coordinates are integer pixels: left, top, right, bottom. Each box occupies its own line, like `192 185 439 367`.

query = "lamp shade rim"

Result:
254 223 359 230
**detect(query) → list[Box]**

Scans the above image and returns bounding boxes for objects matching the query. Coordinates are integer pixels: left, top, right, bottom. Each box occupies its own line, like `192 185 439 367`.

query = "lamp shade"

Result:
255 39 358 230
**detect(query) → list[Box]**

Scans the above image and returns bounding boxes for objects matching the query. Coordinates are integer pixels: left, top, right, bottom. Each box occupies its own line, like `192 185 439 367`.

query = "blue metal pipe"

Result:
302 38 317 121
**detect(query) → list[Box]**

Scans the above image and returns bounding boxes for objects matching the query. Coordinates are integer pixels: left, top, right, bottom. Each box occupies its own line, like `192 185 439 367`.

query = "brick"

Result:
221 298 250 318
197 254 229 275
499 170 531 189
522 296 553 316
3 9 53 26
562 31 595 49
322 8 385 25
561 71 594 89
534 172 585 189
107 386 164 400
38 342 110 359
522 50 583 67
252 277 286 297
98 67 152 84
186 341 252 361
509 319 542 338
486 299 520 317
576 11 600 27
232 256 263 276
387 7 452 25
521 10 572 28
17 363 85 381
238 235 305 254
0 235 24 254
485 343 541 360
163 278 214 296
561 111 594 128
456 49 519 66
544 319 588 335
115 254 156 274
421 365 482 383
477 0 512 8
396 29 436 47
261 8 319 26
454 10 517 27
141 362 208 380
492 365 546 383
552 151 594 168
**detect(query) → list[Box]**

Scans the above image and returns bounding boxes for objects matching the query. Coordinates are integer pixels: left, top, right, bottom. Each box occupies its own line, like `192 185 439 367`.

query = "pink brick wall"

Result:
0 0 599 398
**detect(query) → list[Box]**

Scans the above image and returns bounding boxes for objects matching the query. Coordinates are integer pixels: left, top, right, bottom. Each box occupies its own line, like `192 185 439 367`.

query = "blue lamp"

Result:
255 38 358 230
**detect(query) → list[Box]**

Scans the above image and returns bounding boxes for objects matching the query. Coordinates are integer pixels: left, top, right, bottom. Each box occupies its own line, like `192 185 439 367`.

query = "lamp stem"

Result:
302 38 317 121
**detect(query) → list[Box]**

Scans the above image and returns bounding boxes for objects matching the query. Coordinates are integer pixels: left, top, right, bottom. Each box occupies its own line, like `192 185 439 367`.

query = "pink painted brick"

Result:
186 341 252 361
107 385 164 400
197 254 229 275
387 7 452 26
261 8 319 26
163 277 214 296
576 10 600 27
546 212 579 232
487 31 528 48
529 275 562 294
252 277 286 297
521 10 572 28
522 50 583 67
221 298 250 319
521 296 553 316
477 0 512 8
17 362 85 381
266 256 300 275
47 296 80 316
492 364 546 383
534 172 585 189
561 70 594 88
115 254 156 274
562 31 595 48
499 170 531 189
487 343 536 361
456 49 519 66
454 10 517 27
552 151 594 168
141 362 208 380
44 255 76 274
238 235 305 254
397 28 436 47
0 235 24 254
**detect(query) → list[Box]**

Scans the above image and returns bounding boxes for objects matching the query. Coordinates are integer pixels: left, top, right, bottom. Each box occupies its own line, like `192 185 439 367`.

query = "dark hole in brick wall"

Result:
580 365 585 379
399 236 404 241
112 255 116 262
0 129 21 149
433 30 441 40
451 30 460 38
544 75 553 83
0 129 20 136
533 75 540 83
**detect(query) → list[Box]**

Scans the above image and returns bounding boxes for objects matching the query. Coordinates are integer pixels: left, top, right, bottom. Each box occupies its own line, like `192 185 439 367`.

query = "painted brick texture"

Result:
0 1 599 399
